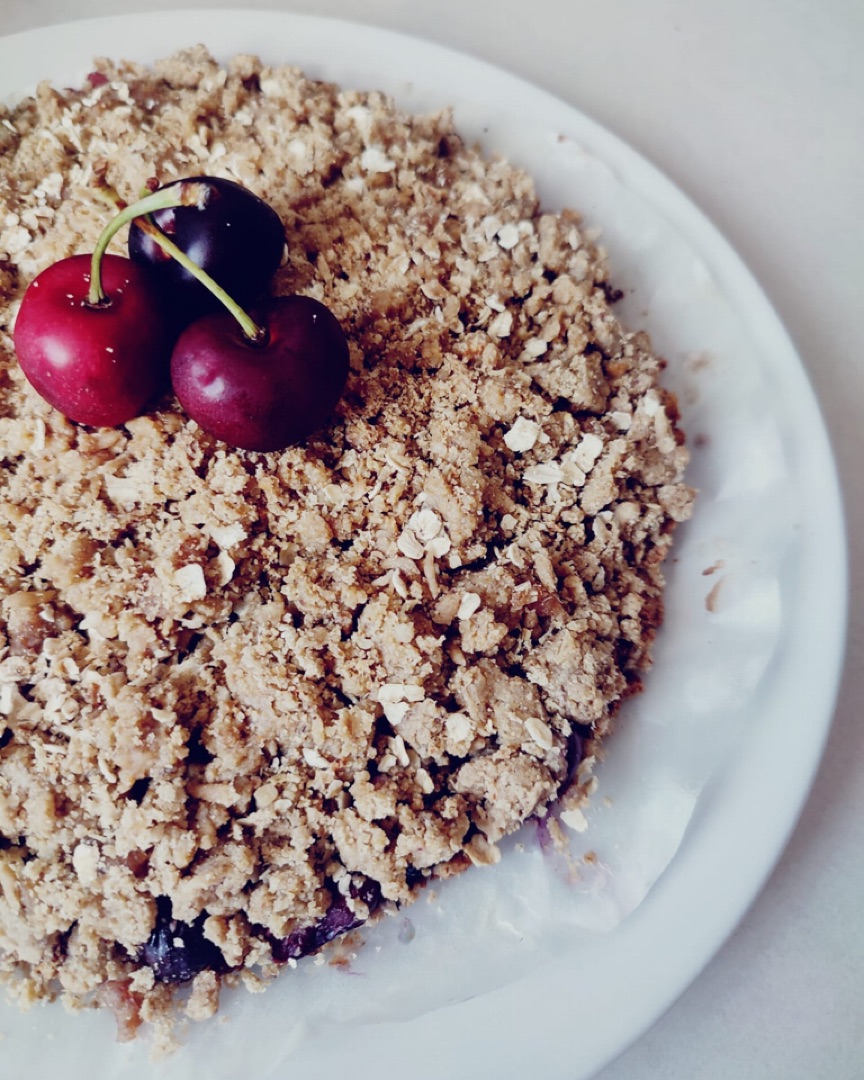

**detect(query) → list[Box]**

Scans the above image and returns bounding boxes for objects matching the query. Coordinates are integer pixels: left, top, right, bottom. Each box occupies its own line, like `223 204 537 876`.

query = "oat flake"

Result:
503 417 541 454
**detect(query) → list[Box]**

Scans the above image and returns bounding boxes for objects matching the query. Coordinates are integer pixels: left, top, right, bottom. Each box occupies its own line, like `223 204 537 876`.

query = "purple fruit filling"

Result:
566 723 592 784
138 898 225 983
271 878 382 964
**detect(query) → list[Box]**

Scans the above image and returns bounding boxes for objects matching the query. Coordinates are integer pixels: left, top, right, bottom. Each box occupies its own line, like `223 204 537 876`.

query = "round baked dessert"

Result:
0 47 692 1037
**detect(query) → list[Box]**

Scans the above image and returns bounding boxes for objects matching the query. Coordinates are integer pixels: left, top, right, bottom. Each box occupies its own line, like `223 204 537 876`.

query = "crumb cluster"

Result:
0 47 692 1036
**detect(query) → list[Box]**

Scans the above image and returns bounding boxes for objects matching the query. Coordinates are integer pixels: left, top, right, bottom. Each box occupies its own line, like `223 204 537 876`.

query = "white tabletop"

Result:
1 1 862 1077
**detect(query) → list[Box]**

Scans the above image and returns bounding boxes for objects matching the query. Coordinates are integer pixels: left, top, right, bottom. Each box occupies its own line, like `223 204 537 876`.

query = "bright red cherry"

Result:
13 254 172 427
170 295 350 452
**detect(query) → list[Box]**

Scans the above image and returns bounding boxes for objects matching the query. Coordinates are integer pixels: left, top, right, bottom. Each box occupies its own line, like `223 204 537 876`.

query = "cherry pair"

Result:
13 177 349 452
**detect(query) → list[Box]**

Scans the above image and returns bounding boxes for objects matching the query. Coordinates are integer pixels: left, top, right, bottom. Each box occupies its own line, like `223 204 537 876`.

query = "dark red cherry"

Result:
170 294 350 452
13 254 172 427
128 176 286 319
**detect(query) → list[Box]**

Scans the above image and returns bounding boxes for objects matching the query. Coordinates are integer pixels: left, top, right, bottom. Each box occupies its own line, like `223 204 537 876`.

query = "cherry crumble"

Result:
0 47 692 1042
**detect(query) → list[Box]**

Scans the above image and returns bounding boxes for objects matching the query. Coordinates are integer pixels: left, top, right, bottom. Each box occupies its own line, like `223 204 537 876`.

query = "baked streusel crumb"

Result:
0 46 692 1038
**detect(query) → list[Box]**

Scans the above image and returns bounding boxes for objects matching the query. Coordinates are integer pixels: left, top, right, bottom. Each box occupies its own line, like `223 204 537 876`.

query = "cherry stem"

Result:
89 182 267 344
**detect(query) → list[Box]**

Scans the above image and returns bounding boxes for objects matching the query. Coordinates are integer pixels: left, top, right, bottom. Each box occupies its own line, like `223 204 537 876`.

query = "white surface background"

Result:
1 1 861 1077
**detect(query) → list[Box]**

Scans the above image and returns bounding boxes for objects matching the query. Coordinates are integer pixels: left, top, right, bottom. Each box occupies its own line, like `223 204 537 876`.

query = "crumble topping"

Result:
0 46 692 1034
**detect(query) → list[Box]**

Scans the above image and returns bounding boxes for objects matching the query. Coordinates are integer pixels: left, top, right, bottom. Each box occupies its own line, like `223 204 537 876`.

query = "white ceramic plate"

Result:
0 11 847 1080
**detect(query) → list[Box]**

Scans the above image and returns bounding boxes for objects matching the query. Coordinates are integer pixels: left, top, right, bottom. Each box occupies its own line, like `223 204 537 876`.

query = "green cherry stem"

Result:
87 183 207 306
89 182 267 345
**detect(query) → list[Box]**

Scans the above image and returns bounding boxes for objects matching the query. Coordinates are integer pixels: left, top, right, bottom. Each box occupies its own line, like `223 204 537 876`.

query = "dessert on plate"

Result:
0 46 692 1038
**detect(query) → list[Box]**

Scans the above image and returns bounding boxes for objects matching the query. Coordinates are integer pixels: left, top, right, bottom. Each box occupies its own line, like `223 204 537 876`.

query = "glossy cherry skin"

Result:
13 254 172 427
128 176 286 319
171 295 350 452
